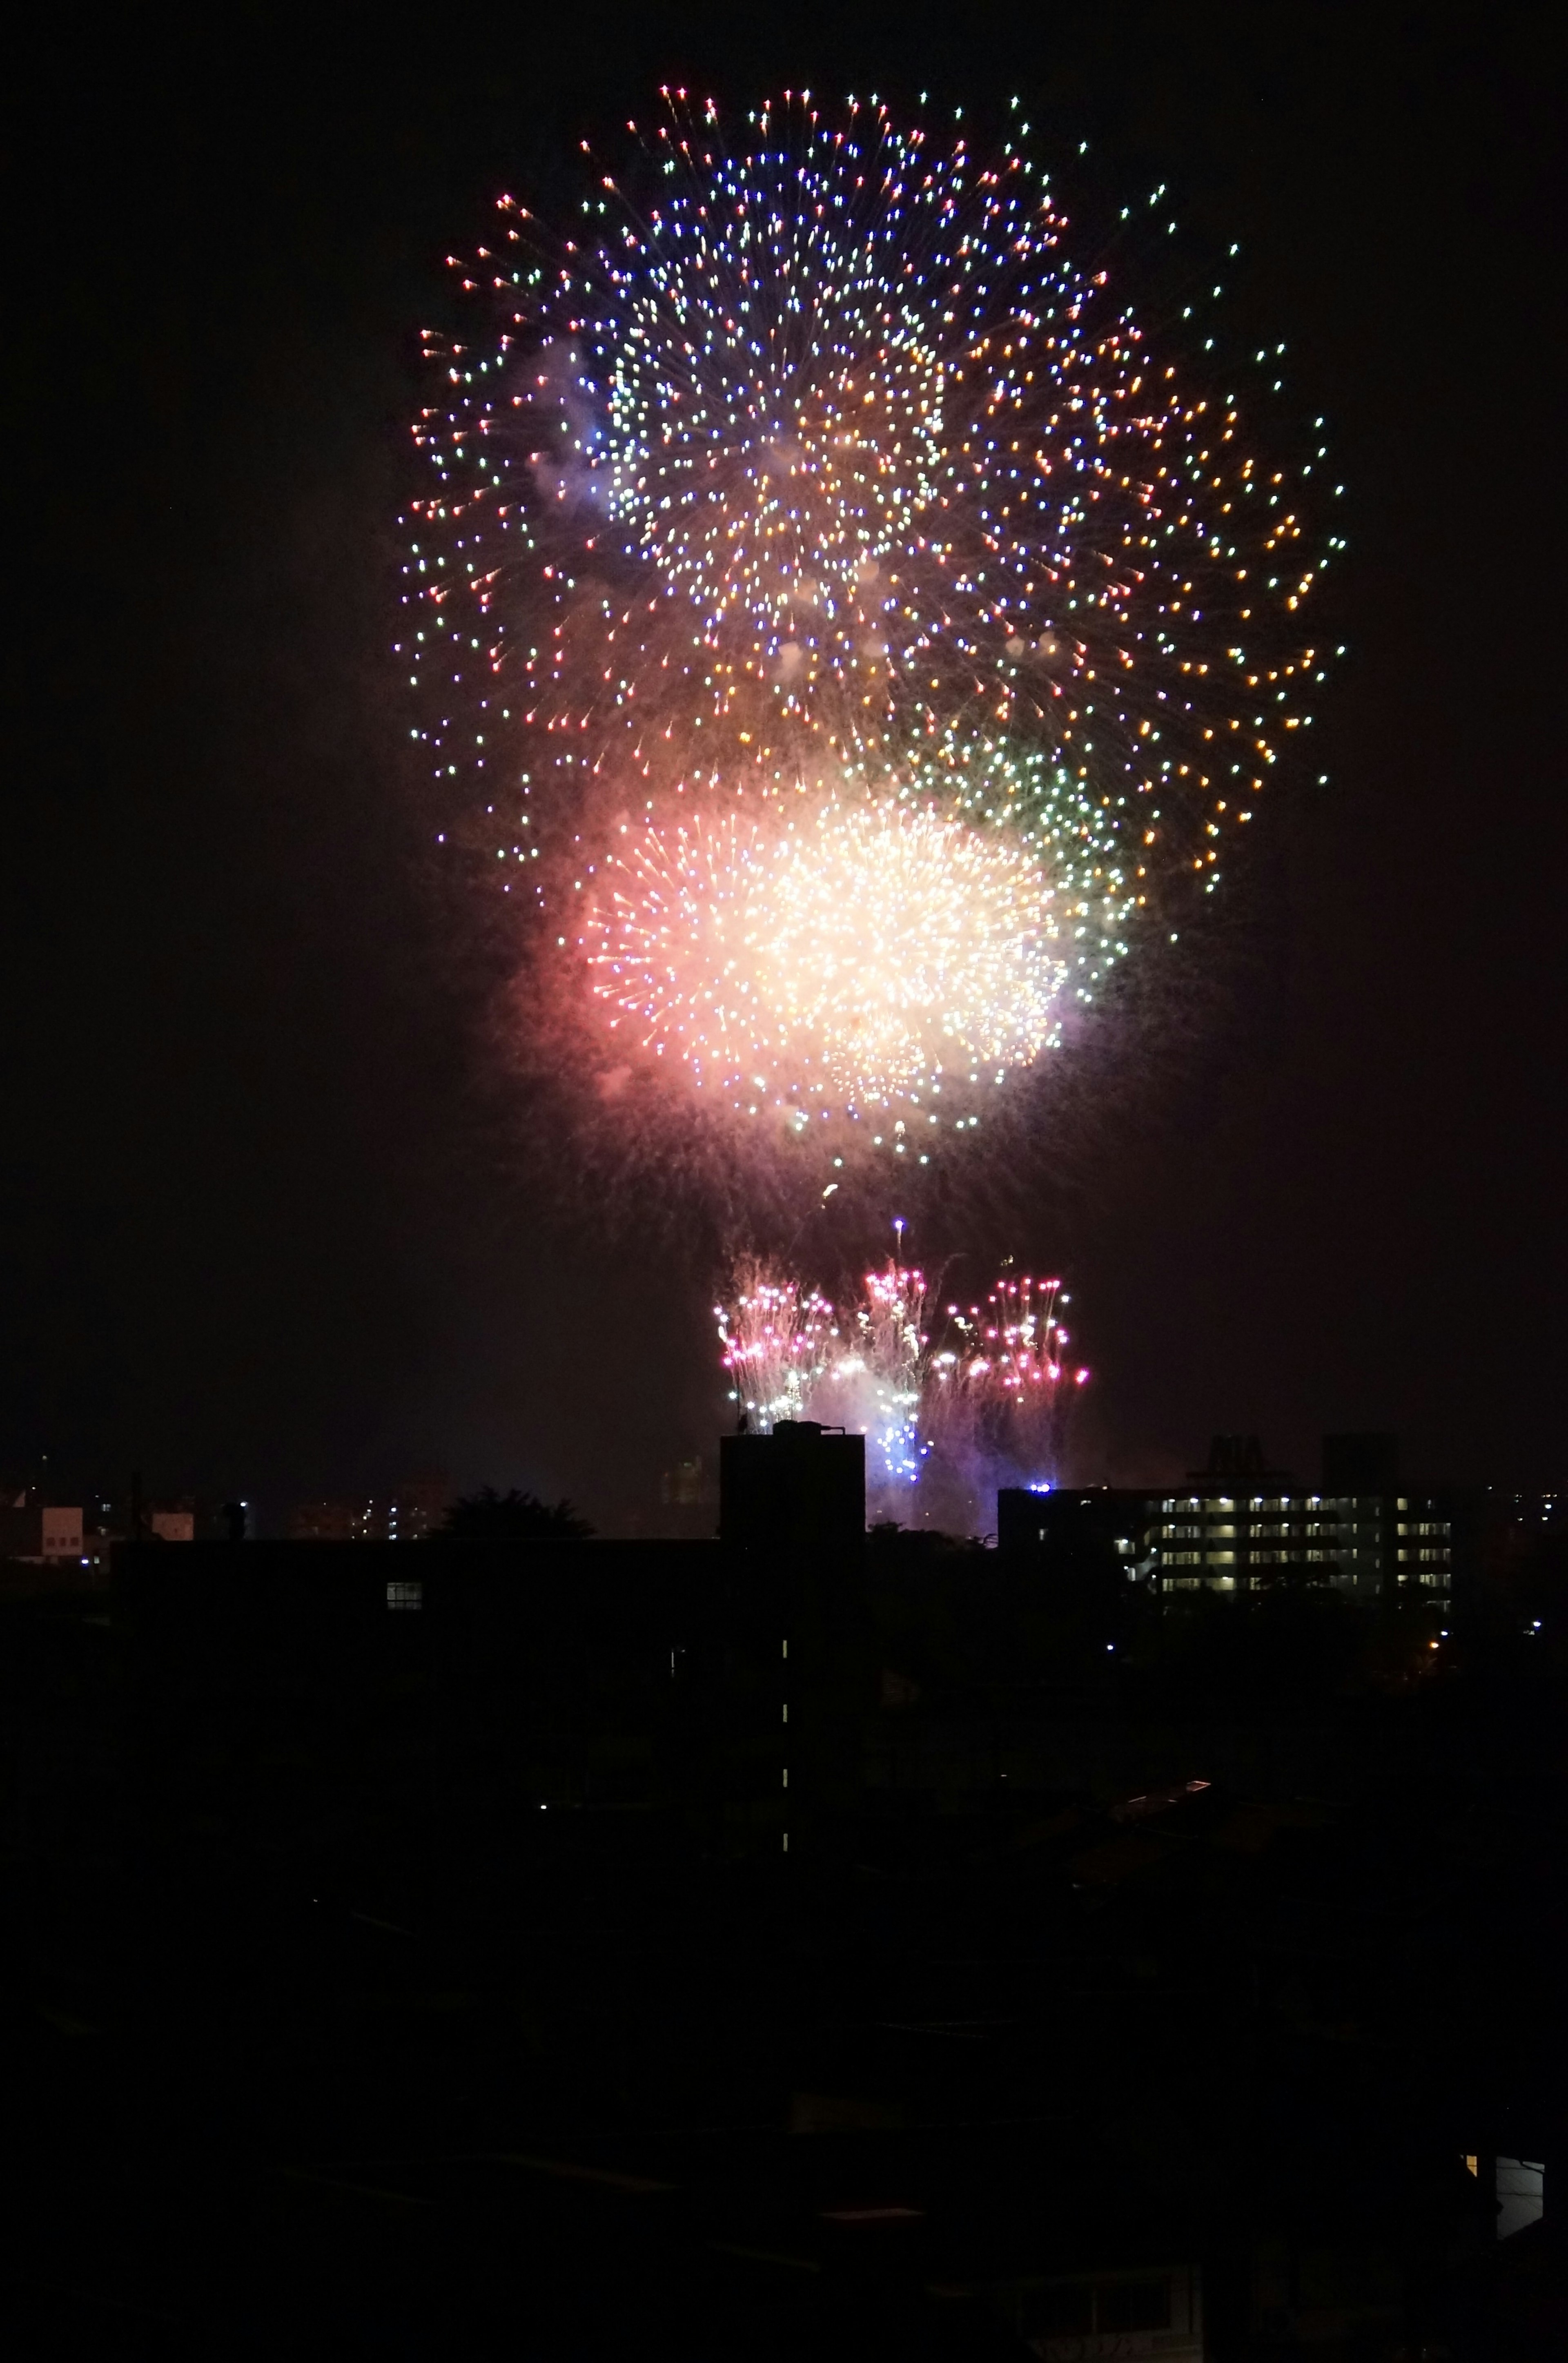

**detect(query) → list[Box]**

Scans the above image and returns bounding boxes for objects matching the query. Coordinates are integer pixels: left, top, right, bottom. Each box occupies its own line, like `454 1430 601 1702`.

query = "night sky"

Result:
4 7 1563 1528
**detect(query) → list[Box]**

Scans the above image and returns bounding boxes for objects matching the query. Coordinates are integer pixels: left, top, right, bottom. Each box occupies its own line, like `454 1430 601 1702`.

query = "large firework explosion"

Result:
583 796 1063 1121
401 88 1338 1188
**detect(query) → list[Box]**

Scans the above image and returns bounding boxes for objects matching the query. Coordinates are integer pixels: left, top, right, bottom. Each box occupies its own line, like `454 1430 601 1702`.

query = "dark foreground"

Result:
0 1555 1561 2358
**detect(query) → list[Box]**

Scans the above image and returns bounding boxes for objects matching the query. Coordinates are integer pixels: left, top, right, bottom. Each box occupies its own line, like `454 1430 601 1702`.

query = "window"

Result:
1206 1549 1236 1564
386 1580 423 1612
1165 1550 1202 1565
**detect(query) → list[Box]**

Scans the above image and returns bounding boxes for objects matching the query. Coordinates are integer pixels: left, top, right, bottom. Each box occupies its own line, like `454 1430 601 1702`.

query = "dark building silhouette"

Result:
1194 1433 1295 1487
719 1420 865 1552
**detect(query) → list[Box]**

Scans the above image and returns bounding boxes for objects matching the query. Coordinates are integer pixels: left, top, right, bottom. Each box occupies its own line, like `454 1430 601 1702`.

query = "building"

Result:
289 1473 450 1543
0 1499 86 1567
718 1420 865 1553
1000 1433 1470 1620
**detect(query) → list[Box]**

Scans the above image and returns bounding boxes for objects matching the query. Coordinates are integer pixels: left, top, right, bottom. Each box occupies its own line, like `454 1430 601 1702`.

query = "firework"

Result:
929 1275 1091 1491
719 1255 1089 1526
715 1257 837 1430
582 794 1065 1126
815 1259 935 1504
401 90 1337 1165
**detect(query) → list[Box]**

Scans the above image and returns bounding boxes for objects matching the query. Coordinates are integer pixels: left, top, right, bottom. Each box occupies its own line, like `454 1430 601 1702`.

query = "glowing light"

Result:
581 794 1064 1114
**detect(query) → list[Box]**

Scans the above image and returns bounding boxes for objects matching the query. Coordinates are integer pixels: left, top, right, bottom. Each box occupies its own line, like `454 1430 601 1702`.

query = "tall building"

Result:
718 1421 865 1553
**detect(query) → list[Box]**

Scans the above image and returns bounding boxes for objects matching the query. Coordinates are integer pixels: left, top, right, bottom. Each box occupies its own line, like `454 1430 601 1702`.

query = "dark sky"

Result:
3 5 1563 1525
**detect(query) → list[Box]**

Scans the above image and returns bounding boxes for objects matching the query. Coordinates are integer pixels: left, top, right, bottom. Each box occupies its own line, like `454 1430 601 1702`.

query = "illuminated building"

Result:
0 1498 86 1567
1000 1434 1471 1617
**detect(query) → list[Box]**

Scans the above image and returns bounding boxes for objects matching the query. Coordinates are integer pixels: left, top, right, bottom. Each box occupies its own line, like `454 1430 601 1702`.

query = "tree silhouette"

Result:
437 1487 593 1542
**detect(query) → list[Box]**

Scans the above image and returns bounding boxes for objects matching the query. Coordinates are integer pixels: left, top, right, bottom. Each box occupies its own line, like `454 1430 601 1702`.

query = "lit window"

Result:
386 1580 423 1612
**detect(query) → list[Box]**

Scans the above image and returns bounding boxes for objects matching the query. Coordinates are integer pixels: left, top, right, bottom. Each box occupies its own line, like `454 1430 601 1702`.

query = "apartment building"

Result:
999 1435 1468 1617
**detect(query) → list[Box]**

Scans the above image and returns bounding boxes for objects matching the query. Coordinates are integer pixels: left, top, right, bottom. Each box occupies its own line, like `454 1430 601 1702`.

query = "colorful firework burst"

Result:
401 89 1338 1156
581 796 1065 1127
717 1257 1091 1524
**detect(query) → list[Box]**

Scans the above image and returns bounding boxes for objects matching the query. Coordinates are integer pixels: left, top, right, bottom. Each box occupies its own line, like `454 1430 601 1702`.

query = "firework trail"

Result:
928 1275 1091 1502
715 1257 837 1429
815 1258 935 1514
401 89 1337 1188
